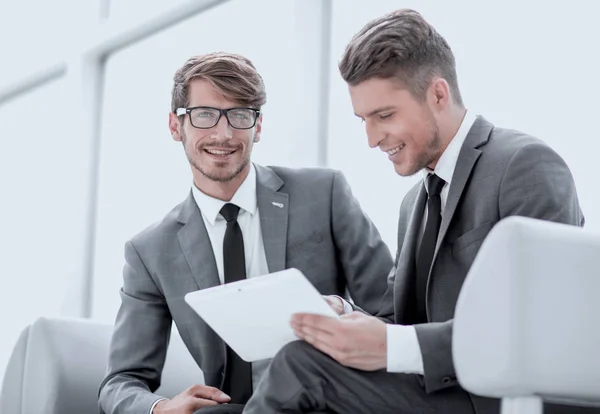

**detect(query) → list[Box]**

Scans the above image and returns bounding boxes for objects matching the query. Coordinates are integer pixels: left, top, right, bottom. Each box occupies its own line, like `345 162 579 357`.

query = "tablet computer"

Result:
184 268 338 362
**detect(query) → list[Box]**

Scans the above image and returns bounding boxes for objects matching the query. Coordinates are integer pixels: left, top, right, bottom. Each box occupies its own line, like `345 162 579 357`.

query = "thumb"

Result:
191 385 231 403
340 310 361 320
189 397 218 410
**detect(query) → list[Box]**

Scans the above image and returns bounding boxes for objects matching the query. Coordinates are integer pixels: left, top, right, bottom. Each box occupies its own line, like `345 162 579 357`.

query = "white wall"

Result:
0 0 97 86
0 78 91 380
328 0 600 254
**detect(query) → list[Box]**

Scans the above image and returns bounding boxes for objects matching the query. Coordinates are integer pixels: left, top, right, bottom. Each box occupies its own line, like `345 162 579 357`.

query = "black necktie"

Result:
415 174 446 323
219 203 252 403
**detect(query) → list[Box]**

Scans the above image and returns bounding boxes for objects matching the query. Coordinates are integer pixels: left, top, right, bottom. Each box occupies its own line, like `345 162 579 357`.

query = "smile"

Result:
204 148 236 156
386 144 405 156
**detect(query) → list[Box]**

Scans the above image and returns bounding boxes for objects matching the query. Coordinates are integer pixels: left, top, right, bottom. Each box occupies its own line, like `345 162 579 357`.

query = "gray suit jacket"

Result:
377 116 584 414
98 165 393 414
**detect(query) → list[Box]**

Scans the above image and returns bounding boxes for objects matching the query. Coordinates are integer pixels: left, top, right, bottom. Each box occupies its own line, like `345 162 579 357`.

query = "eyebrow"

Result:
355 105 396 118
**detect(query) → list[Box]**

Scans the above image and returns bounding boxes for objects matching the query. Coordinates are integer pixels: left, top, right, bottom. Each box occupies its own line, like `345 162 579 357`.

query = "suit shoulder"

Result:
128 199 185 248
266 165 340 187
478 124 570 187
485 125 556 159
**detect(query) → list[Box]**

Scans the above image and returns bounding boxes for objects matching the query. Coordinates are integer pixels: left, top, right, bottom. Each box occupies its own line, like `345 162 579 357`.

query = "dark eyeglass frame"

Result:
175 106 261 130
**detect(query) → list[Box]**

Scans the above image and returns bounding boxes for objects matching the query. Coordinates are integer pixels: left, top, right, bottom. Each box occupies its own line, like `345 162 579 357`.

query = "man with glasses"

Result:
98 52 393 414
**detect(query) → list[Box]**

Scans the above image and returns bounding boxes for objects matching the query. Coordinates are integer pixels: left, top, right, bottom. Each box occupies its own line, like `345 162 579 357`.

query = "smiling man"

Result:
242 9 592 414
97 53 393 414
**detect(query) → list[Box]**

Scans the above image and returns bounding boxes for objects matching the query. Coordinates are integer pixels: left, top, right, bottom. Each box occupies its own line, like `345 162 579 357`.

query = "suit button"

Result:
442 376 452 384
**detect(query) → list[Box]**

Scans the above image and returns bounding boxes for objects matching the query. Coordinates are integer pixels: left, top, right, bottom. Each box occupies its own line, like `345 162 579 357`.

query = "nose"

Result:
365 122 383 149
213 113 233 139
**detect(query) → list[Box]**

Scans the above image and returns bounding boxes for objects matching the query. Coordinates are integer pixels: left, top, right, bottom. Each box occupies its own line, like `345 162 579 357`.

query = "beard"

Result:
410 109 443 175
181 131 253 182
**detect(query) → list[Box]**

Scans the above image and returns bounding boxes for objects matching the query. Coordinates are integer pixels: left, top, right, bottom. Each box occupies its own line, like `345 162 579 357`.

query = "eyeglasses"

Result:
176 106 260 130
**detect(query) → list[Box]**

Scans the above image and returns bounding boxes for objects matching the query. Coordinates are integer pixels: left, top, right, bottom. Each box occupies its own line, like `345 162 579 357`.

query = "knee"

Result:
275 340 319 367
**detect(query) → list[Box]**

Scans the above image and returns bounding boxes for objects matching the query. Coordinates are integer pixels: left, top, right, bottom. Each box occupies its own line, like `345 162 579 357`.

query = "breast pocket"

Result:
452 221 496 253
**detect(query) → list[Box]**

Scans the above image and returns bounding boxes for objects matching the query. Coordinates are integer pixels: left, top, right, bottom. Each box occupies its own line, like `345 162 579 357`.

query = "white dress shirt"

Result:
385 110 478 374
191 164 269 286
151 164 270 413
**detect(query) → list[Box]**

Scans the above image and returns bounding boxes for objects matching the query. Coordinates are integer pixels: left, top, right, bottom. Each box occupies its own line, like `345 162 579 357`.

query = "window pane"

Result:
0 78 90 386
0 1 97 85
91 0 326 322
108 0 191 20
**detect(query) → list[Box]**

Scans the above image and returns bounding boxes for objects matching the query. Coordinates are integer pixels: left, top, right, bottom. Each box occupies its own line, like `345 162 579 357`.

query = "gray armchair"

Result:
0 317 203 414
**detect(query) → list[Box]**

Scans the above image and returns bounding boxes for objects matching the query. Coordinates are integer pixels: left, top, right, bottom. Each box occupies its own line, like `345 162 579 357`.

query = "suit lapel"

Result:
176 192 225 388
177 192 221 290
434 116 493 257
255 164 289 273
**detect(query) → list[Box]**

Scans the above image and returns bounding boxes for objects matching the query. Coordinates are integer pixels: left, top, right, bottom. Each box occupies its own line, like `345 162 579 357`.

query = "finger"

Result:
296 324 337 347
292 313 329 325
190 397 219 409
296 317 346 343
303 334 349 365
189 385 231 402
323 296 341 309
291 319 326 335
292 324 304 339
292 313 340 334
327 297 345 315
293 321 336 342
340 311 366 320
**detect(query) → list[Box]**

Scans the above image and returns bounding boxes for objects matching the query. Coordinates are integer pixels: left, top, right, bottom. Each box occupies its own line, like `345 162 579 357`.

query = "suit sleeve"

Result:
98 241 172 414
415 142 584 394
330 170 394 316
498 141 584 226
375 194 412 323
373 264 397 323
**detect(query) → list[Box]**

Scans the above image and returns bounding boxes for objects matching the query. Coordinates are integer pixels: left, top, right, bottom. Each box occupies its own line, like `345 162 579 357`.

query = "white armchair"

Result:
0 317 203 414
453 216 600 414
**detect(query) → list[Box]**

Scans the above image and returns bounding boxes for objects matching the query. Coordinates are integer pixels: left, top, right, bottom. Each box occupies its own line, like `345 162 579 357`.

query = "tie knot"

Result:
220 203 240 223
427 174 445 197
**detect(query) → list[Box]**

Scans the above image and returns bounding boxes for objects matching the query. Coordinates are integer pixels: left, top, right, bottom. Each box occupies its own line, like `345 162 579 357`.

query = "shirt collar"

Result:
191 163 258 225
424 110 478 187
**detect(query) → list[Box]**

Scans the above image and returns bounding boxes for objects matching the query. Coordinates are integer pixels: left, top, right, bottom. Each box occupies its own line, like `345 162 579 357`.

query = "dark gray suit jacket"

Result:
98 165 393 414
377 116 584 414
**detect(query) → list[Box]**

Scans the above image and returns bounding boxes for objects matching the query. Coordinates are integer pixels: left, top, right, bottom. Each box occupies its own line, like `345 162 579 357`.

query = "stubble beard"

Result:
182 132 253 183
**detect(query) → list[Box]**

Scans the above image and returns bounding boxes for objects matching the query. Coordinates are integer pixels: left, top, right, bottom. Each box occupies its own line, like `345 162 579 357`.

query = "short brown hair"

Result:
339 9 463 106
171 52 267 112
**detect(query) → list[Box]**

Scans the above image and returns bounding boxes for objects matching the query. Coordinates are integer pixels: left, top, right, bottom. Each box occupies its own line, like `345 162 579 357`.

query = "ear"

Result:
253 113 263 143
429 77 451 112
169 112 183 142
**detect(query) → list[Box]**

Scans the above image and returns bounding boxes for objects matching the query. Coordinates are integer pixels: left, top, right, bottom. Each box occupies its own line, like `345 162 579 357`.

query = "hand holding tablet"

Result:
184 268 339 362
